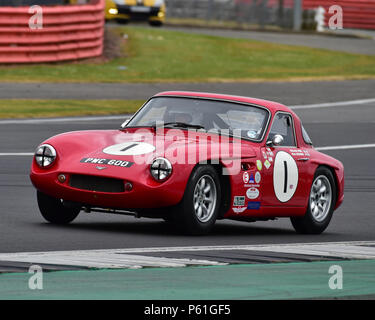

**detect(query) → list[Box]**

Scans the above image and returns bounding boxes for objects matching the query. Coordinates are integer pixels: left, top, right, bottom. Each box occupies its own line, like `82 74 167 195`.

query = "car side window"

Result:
268 113 296 147
301 125 313 145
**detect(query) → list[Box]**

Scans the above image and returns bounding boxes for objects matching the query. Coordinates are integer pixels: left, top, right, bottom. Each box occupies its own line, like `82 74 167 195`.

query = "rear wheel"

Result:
175 165 221 235
291 167 336 234
37 191 80 225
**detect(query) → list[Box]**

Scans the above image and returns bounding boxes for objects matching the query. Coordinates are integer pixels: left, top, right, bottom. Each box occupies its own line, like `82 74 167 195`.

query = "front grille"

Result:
117 5 159 17
69 175 125 193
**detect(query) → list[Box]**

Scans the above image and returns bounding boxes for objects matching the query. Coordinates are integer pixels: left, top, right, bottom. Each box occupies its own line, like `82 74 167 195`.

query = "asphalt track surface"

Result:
2 80 375 104
0 82 374 253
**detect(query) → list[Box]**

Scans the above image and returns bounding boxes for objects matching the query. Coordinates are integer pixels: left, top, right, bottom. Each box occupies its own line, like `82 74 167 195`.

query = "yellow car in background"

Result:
105 0 166 26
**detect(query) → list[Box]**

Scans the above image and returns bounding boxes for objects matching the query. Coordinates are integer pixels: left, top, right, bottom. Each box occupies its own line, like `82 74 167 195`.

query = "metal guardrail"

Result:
0 0 105 63
165 0 296 29
166 0 375 31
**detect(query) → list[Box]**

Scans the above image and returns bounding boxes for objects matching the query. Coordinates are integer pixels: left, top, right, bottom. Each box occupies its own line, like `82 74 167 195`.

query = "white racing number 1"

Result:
273 151 298 203
103 142 155 156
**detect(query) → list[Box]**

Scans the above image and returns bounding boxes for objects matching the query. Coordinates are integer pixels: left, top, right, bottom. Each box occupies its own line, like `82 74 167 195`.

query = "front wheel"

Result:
291 167 336 234
175 165 221 235
37 191 80 225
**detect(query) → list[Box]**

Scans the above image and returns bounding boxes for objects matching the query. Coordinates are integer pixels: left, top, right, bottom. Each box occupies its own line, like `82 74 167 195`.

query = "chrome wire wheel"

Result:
193 175 217 223
310 175 332 223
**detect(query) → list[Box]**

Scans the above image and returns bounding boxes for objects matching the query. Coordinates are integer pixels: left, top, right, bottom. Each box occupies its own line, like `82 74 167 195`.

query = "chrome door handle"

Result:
297 158 309 161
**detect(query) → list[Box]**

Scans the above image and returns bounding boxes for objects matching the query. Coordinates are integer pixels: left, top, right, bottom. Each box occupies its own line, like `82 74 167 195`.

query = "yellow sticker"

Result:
264 160 271 169
256 160 262 171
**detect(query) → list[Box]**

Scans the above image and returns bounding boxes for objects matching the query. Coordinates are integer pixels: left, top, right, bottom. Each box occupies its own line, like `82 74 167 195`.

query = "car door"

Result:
260 112 310 208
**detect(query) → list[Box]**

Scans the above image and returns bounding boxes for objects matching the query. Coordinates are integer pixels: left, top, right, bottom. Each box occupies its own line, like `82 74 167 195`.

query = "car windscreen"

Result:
126 97 270 141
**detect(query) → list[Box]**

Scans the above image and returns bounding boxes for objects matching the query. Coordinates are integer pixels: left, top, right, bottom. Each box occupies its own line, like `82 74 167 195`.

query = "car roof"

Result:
154 91 293 114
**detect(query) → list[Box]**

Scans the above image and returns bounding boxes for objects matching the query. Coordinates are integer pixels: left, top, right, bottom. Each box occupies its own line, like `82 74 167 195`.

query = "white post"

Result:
293 0 302 31
315 6 325 32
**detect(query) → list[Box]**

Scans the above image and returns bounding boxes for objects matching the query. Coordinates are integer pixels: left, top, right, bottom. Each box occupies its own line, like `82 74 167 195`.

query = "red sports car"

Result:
30 92 344 235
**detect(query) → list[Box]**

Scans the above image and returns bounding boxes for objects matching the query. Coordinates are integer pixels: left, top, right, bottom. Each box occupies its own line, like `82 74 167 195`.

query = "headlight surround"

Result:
150 157 172 181
35 144 57 168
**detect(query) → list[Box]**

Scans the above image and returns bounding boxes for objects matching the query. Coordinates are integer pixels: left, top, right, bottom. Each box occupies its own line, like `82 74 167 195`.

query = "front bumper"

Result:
30 169 182 210
106 5 165 22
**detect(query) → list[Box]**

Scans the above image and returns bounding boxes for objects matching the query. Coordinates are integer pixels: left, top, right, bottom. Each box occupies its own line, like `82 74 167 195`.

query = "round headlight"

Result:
150 157 172 181
35 144 57 168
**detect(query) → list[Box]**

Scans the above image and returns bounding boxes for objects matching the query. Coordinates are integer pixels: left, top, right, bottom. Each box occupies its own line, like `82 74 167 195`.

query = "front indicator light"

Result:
124 182 133 191
58 174 66 183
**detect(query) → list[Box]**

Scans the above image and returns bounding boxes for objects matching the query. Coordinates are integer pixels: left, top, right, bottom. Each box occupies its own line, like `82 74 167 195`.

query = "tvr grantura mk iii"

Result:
30 91 344 235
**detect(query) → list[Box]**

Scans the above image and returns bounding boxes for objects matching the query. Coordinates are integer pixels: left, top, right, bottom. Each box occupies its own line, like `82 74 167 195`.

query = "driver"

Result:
173 112 193 124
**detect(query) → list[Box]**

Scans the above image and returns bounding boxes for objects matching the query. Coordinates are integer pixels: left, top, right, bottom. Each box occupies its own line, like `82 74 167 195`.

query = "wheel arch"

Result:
315 164 339 208
194 160 231 219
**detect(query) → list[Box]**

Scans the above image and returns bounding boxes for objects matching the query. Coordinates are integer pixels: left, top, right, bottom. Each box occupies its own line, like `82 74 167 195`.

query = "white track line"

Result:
0 241 374 269
291 98 375 110
315 143 375 151
0 153 34 156
0 98 373 124
0 115 129 125
1 143 375 157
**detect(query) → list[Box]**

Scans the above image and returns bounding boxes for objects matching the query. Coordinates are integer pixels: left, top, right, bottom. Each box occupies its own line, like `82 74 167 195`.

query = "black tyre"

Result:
149 20 163 27
162 216 175 223
116 19 129 25
291 167 336 234
37 191 80 225
175 165 221 235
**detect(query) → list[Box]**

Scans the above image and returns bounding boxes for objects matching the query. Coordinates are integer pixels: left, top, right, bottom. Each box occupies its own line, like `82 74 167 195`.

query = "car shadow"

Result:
37 218 298 237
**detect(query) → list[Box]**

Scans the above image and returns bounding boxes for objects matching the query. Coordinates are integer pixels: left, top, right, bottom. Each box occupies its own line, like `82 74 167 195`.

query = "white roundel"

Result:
243 172 249 184
103 142 155 156
273 151 298 203
255 171 261 184
246 187 259 199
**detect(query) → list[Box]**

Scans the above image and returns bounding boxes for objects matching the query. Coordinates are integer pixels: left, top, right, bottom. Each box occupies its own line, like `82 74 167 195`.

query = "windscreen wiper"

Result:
162 122 205 130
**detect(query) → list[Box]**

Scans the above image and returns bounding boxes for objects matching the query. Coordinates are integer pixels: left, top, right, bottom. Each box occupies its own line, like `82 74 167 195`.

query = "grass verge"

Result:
0 100 143 119
0 26 374 83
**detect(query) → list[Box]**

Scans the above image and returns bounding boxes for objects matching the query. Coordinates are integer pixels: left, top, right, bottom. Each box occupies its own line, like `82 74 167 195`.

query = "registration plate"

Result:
130 6 151 13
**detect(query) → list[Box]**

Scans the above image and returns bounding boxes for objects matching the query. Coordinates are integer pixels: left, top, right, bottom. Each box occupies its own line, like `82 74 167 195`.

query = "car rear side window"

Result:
268 113 296 147
302 125 313 145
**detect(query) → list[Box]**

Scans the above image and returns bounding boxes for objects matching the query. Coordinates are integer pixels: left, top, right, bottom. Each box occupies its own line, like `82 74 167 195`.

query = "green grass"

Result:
0 26 375 82
0 100 143 118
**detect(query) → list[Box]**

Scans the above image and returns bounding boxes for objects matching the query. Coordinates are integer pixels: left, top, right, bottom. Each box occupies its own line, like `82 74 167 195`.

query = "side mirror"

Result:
120 119 130 128
266 134 284 147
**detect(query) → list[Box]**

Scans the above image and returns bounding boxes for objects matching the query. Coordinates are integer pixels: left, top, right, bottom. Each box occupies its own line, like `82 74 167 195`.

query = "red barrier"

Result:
303 0 375 30
0 0 105 63
266 0 375 30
